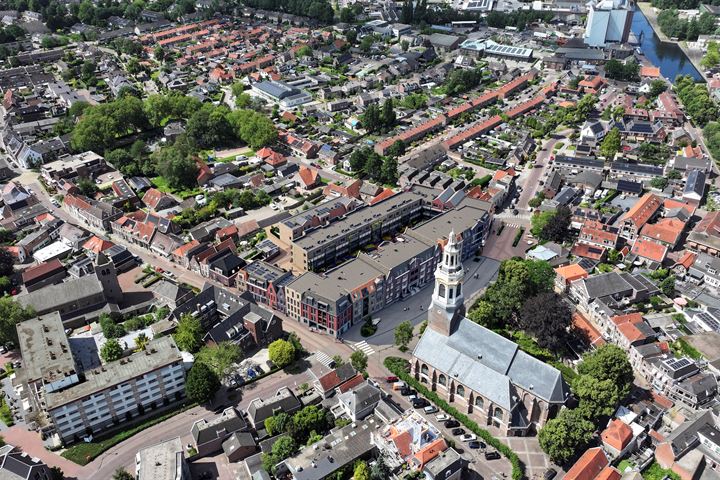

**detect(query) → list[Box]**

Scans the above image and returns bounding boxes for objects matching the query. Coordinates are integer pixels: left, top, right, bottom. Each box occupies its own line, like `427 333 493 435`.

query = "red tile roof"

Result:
573 312 606 347
82 236 115 254
21 259 64 284
298 166 319 188
622 193 663 229
631 238 668 263
674 251 697 270
602 419 633 451
565 448 609 480
640 217 686 246
555 264 589 284
571 243 606 261
640 66 661 78
369 188 396 205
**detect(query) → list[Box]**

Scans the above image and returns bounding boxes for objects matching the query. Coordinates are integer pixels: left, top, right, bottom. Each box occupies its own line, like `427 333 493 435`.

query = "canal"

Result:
631 6 703 82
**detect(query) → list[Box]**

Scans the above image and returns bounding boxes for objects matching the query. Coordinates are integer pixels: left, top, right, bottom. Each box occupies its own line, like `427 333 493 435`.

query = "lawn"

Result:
151 176 202 200
61 402 195 465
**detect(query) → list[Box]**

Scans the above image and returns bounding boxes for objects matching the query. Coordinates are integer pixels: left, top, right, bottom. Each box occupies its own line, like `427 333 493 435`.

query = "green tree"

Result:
394 321 413 351
354 461 371 480
173 314 203 353
599 127 621 159
531 210 555 237
134 332 149 352
112 468 134 480
0 248 14 277
518 292 571 352
185 104 233 149
262 436 296 474
540 206 572 243
651 177 669 189
185 362 220 404
290 405 328 443
268 339 296 368
296 45 312 57
49 466 65 480
100 339 123 363
573 375 621 421
577 344 633 399
0 298 33 346
265 412 290 436
380 156 398 185
381 99 396 132
538 408 595 464
154 146 198 190
350 350 368 372
76 177 98 197
195 342 242 380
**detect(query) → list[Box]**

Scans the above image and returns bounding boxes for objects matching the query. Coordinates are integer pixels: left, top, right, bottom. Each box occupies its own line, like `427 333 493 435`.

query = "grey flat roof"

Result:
46 336 182 409
358 234 435 275
408 203 489 246
136 437 183 480
16 312 76 384
293 189 433 249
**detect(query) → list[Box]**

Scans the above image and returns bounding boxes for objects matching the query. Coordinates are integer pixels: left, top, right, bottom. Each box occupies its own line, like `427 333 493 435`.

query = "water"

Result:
630 7 703 82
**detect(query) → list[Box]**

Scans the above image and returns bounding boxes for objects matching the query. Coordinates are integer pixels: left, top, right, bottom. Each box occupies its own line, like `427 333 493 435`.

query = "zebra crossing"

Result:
351 340 376 356
314 351 335 368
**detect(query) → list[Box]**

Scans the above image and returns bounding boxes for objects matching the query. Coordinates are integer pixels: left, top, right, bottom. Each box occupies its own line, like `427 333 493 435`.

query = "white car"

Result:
435 414 450 422
460 434 477 442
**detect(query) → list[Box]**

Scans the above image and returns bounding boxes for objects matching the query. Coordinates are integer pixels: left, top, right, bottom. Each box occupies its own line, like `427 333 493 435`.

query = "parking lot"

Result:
223 348 272 389
373 377 513 480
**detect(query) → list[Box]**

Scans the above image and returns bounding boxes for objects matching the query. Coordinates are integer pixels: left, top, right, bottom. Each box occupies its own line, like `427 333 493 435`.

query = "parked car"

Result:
444 420 460 429
423 405 438 414
435 414 450 422
412 398 429 408
451 428 465 436
484 451 500 460
468 441 481 449
386 376 399 383
544 469 557 480
460 434 477 442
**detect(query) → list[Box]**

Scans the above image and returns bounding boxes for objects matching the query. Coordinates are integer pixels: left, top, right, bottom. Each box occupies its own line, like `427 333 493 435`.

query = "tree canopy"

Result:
538 408 595 464
394 321 414 351
468 258 554 328
195 342 242 380
173 314 204 353
0 298 34 346
100 339 123 363
185 362 220 404
268 339 296 368
518 292 572 352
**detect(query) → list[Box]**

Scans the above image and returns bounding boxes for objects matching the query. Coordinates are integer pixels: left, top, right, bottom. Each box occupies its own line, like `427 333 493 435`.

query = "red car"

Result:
386 376 399 383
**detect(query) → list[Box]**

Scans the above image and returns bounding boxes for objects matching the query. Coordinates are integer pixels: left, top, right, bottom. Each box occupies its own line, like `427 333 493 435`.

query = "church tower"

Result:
95 251 123 304
428 229 465 337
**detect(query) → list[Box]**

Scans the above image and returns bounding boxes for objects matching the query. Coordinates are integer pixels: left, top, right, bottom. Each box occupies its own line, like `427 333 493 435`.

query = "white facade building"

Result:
46 336 186 444
584 0 634 47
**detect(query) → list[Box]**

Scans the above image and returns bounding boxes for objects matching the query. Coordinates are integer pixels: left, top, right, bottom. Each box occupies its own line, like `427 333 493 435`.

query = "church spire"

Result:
428 230 465 336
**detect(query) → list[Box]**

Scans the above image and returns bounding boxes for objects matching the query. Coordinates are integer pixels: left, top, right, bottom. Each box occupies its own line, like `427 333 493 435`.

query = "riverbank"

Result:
637 2 708 81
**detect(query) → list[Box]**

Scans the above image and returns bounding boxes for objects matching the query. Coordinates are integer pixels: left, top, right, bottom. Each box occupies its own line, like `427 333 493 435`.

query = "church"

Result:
411 230 569 436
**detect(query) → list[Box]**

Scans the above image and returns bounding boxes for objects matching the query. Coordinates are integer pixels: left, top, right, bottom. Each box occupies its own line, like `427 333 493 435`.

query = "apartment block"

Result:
289 189 437 272
48 337 184 444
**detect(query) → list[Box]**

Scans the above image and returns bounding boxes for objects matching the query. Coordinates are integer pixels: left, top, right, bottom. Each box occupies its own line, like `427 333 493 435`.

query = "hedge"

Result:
384 357 525 480
512 227 525 247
